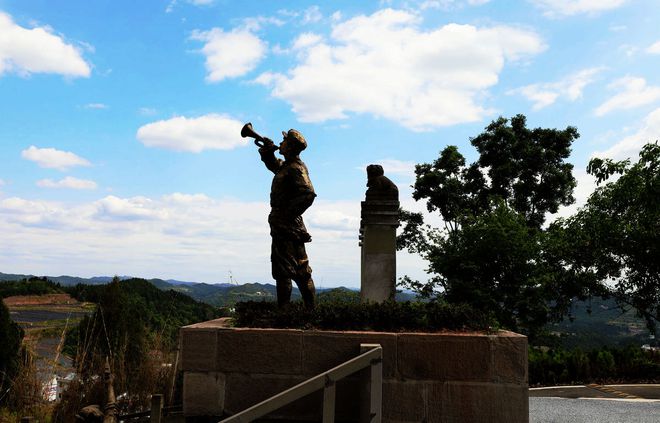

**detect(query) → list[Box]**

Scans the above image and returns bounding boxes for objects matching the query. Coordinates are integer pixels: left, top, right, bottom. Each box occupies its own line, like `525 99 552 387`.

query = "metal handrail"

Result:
219 343 383 423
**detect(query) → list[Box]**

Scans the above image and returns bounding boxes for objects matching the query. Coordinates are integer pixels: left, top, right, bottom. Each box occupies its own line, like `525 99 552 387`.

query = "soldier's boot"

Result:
276 278 292 306
295 278 316 309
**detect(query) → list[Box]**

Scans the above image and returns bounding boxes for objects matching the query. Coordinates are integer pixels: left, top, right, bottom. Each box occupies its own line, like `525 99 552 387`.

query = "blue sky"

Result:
1 0 659 287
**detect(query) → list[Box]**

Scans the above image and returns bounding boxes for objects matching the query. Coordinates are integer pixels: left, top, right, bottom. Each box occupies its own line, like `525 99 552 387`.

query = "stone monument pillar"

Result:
360 165 399 303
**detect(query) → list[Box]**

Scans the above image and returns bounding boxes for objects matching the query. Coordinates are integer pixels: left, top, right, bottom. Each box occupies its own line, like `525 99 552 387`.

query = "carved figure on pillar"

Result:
242 123 317 308
366 164 398 200
360 165 399 303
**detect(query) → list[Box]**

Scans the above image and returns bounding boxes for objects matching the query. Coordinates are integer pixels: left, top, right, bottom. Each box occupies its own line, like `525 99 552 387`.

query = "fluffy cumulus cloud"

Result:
37 176 97 190
511 67 603 110
136 114 247 152
0 12 90 77
21 146 91 171
594 77 660 116
594 107 660 161
0 193 380 286
530 0 627 17
191 27 267 82
255 9 544 131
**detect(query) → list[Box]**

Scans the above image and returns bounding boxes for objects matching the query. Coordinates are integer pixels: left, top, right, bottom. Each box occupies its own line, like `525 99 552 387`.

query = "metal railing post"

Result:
322 376 336 423
359 344 382 423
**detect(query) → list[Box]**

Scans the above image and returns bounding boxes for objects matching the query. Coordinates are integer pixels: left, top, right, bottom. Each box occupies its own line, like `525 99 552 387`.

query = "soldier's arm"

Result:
258 138 282 173
288 192 316 216
287 166 316 216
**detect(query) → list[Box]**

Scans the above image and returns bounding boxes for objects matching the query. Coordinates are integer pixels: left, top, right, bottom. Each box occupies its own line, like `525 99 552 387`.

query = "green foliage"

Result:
405 114 576 232
529 345 660 385
317 287 360 304
0 301 24 404
398 115 579 336
0 277 63 298
550 142 660 332
233 300 496 332
65 277 221 404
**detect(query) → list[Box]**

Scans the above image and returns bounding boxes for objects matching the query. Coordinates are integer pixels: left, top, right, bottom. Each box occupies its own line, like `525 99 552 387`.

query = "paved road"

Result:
530 384 660 422
530 397 659 422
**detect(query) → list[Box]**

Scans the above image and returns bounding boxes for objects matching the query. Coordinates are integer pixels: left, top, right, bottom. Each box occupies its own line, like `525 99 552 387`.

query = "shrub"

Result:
233 300 496 332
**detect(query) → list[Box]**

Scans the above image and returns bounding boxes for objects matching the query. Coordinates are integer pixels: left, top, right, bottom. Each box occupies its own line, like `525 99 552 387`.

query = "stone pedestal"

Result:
360 164 400 303
360 200 399 302
181 318 529 422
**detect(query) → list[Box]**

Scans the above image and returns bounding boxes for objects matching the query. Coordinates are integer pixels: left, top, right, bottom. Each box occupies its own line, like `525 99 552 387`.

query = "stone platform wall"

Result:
181 318 528 422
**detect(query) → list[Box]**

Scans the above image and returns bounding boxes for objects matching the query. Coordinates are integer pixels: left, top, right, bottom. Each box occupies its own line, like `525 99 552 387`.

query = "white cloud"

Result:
242 16 285 32
21 146 91 171
189 0 215 5
136 114 247 152
0 189 436 287
191 27 267 82
418 0 490 9
0 179 5 186
292 33 323 51
0 194 368 286
594 77 660 117
555 107 660 220
302 6 323 24
511 67 603 110
530 0 627 17
94 196 167 221
256 9 544 131
37 176 97 190
0 12 91 78
647 41 660 55
84 103 107 109
593 107 660 161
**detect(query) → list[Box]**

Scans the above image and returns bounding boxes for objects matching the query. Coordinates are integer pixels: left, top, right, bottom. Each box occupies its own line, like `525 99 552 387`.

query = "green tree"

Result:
398 115 579 335
550 142 659 332
0 300 23 404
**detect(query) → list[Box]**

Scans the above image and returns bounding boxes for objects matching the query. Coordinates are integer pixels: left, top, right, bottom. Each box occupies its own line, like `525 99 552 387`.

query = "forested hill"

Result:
67 278 220 340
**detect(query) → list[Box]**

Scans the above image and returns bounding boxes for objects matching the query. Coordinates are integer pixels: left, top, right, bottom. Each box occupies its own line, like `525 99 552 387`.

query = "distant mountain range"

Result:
0 271 416 306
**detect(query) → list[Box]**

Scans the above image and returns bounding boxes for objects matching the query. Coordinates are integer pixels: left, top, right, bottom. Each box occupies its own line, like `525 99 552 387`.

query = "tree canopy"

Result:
550 142 659 332
399 114 580 335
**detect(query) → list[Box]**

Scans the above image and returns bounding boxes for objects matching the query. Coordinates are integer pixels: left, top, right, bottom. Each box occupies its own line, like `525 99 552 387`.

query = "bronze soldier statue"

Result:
242 123 317 308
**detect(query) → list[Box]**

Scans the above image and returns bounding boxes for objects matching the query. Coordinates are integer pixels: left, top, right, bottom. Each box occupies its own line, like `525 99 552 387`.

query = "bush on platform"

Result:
233 300 496 332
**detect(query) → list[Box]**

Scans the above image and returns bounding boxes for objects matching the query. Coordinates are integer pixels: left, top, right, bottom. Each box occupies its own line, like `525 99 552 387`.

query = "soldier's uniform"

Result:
259 131 316 306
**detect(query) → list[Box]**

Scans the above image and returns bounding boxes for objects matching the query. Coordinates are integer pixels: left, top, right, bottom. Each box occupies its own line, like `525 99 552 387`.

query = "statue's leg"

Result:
272 236 293 306
294 243 315 309
276 279 292 306
294 277 315 309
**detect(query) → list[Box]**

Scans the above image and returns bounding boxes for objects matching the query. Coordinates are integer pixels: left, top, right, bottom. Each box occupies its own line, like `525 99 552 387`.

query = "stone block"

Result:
302 331 398 378
382 380 427 422
180 328 217 371
216 328 303 374
398 333 492 381
490 332 528 384
183 372 225 417
427 382 528 423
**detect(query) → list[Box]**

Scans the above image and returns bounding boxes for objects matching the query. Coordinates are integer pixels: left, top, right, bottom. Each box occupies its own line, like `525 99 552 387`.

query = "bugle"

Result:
241 122 279 149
